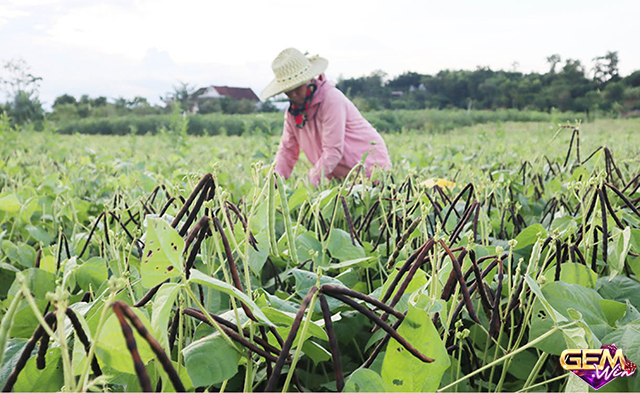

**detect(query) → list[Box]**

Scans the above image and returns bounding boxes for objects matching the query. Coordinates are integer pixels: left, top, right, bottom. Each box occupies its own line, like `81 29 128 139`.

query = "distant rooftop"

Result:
194 86 260 102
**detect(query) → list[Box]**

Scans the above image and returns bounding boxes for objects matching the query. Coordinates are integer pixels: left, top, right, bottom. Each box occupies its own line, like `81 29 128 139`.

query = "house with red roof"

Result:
193 86 260 102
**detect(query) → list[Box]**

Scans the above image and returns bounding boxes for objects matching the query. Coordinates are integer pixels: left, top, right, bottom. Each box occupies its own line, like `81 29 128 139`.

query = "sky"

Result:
1 0 639 108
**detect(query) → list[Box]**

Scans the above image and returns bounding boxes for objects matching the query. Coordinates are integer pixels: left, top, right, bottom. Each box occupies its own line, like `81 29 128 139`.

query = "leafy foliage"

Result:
0 119 638 392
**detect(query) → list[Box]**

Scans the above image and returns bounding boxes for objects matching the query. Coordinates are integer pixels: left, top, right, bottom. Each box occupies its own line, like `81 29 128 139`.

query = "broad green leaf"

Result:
75 257 107 292
140 217 183 288
0 292 23 367
0 194 20 213
0 339 27 388
151 283 180 351
531 281 610 355
62 256 78 290
327 229 365 262
159 360 194 392
96 308 156 374
381 268 428 302
529 300 567 355
0 262 17 299
19 198 38 223
336 268 363 291
507 350 538 380
542 263 598 288
25 225 51 245
628 257 640 281
322 256 375 271
301 340 331 364
70 311 94 375
255 288 300 313
262 307 328 341
562 309 593 349
608 226 631 278
288 186 308 210
599 299 627 325
316 188 338 209
514 224 546 250
188 269 273 326
617 227 631 273
551 216 577 236
7 268 56 302
2 241 36 268
381 304 450 392
601 323 640 364
629 228 640 253
39 255 56 274
565 372 588 393
596 275 640 309
249 200 268 233
9 299 47 338
617 301 640 327
344 369 387 392
14 347 63 392
248 231 269 275
182 333 241 387
291 269 346 311
295 231 328 266
524 275 564 323
543 282 611 338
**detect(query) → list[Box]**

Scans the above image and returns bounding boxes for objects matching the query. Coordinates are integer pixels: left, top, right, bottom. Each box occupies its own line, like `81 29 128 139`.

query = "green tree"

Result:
546 54 562 73
0 59 44 125
10 90 44 124
592 51 620 85
624 70 640 87
164 81 196 111
53 94 76 107
258 100 279 113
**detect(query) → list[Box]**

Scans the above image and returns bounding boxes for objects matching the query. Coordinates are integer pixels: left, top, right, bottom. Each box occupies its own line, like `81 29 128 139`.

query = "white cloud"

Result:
1 0 639 107
0 5 28 26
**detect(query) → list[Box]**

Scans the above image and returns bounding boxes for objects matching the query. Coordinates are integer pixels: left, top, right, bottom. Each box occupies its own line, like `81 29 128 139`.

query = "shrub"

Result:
55 109 587 136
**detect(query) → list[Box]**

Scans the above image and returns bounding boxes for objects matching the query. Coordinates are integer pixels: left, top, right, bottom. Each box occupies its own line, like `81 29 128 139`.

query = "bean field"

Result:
0 119 639 392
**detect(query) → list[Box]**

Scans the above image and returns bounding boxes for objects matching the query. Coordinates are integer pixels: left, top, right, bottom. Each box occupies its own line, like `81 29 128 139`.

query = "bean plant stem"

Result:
487 320 504 390
442 285 460 344
455 339 462 393
517 373 568 392
438 321 578 392
268 167 278 255
177 293 185 378
281 288 319 393
494 307 515 392
56 302 75 391
209 221 244 337
76 287 117 392
240 173 270 392
19 280 58 341
182 282 239 351
522 352 548 389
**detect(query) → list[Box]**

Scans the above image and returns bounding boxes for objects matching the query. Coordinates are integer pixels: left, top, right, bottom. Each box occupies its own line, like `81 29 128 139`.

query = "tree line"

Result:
337 51 639 115
1 51 639 128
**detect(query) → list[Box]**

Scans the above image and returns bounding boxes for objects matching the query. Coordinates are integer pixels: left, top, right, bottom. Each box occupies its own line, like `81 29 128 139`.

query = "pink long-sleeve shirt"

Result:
274 74 392 186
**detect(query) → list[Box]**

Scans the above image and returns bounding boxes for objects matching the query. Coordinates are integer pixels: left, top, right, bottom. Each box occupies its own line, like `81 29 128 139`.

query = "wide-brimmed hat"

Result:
260 48 328 101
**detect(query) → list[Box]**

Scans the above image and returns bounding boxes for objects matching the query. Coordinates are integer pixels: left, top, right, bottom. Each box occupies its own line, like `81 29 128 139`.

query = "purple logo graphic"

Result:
560 344 637 390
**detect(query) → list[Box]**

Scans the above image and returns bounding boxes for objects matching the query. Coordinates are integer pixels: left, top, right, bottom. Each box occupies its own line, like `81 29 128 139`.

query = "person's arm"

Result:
274 117 300 179
308 93 346 186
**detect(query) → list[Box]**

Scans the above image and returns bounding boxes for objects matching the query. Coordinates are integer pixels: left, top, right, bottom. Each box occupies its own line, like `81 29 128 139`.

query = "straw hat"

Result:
260 48 328 101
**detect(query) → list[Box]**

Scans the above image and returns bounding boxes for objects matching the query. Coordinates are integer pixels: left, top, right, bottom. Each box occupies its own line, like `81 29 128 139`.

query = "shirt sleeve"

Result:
308 93 346 186
274 117 300 179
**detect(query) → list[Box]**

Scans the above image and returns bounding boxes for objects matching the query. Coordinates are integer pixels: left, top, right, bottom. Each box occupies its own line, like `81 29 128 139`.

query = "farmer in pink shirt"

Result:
260 48 392 186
